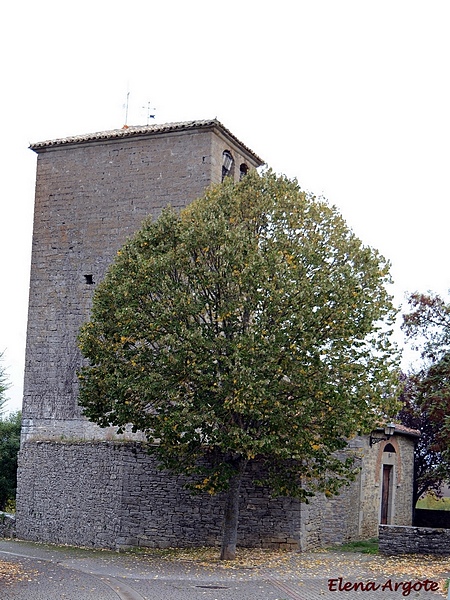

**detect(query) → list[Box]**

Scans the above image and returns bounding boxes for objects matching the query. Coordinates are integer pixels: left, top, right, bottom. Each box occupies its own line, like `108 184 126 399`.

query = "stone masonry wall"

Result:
299 434 416 549
16 441 124 546
379 525 450 555
16 440 376 551
118 445 301 550
23 129 214 433
299 443 364 551
358 435 415 538
22 124 261 443
16 441 301 550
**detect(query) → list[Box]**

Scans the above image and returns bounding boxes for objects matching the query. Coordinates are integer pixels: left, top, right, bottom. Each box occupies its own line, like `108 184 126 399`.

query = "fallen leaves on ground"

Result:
3 543 450 596
136 546 293 570
0 559 36 585
366 554 450 579
133 545 450 593
148 548 450 597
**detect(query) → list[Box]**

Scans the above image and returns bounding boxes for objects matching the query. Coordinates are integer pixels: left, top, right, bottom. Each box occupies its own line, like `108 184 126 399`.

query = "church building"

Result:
16 120 418 550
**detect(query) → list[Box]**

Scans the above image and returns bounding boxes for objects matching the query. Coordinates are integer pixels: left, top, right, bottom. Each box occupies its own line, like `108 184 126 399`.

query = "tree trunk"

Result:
220 458 247 560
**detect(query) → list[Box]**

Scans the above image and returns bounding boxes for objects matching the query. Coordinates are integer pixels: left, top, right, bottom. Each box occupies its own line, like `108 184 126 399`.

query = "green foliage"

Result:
78 170 400 501
401 292 450 501
0 411 21 511
416 494 450 511
397 372 450 504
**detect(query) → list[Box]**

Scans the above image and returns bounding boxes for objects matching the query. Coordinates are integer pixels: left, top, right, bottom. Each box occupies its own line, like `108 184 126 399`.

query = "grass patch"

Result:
330 538 379 554
416 495 450 511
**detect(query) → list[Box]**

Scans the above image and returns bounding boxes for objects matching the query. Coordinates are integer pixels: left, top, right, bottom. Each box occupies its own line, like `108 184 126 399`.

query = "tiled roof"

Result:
374 423 421 438
30 119 264 164
392 423 421 437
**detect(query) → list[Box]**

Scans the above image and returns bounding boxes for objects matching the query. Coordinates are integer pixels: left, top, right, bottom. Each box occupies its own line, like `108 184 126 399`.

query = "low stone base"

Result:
379 524 450 555
15 441 302 550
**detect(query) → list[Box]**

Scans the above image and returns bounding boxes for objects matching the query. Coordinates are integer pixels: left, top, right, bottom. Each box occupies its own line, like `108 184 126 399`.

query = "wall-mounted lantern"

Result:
369 422 396 447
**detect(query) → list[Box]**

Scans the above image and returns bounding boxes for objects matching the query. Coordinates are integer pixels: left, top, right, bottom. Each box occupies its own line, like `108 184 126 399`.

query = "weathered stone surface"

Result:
357 435 416 537
16 441 301 550
379 524 450 555
15 435 417 551
21 122 261 442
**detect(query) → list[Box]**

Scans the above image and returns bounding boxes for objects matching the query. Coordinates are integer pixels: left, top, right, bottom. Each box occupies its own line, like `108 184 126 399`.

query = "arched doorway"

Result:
380 443 396 524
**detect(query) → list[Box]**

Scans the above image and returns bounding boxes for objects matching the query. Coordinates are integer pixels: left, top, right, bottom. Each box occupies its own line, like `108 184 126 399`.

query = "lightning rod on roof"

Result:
143 101 156 124
123 91 130 129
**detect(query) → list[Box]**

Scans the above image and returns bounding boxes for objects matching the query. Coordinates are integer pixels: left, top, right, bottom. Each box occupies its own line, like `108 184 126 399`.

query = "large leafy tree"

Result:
401 292 450 502
78 170 400 559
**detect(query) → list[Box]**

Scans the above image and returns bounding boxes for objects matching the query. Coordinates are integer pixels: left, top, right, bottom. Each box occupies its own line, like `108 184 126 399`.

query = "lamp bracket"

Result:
369 432 389 447
369 423 395 447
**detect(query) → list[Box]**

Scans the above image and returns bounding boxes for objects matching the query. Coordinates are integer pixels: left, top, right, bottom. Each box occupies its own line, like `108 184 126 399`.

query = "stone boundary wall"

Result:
379 524 450 555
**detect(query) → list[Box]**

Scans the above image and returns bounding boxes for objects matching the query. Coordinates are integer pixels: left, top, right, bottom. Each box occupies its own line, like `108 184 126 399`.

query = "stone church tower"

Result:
16 120 417 550
20 120 263 443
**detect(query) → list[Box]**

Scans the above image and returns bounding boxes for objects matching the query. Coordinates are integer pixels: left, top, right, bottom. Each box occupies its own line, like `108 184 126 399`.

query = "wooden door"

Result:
381 464 393 524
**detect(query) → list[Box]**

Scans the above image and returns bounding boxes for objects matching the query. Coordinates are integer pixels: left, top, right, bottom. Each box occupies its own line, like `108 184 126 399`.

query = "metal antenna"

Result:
124 91 130 127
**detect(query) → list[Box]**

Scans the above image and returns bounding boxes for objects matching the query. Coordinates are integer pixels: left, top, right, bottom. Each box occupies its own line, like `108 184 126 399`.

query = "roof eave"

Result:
29 119 265 166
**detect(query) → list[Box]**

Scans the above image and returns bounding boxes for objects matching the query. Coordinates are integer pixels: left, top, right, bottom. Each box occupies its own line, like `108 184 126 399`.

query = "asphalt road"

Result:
0 540 290 600
1 539 449 600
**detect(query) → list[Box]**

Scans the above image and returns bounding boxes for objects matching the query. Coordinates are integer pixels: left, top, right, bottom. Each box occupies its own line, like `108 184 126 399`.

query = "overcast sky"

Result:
1 1 449 412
